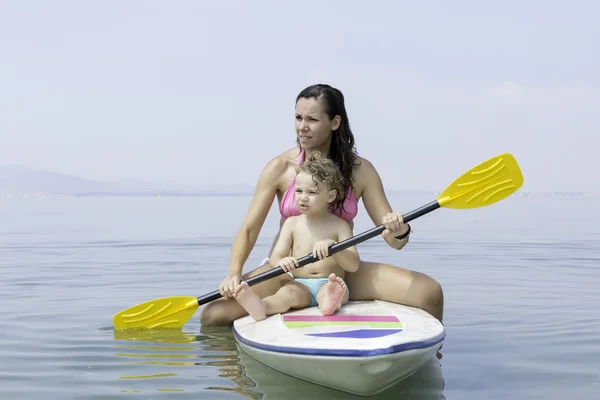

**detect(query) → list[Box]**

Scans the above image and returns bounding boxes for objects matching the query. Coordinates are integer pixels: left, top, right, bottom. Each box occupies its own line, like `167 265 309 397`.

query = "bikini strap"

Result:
293 148 305 175
297 148 305 165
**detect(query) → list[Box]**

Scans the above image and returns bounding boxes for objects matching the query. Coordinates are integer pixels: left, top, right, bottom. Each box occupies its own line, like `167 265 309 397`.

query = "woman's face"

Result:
295 97 340 151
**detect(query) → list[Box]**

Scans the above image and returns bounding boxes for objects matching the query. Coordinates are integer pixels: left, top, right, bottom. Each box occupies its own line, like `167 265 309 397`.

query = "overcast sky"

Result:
1 1 597 192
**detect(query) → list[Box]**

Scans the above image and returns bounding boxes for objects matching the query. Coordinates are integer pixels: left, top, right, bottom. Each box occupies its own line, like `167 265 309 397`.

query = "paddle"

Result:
113 152 523 330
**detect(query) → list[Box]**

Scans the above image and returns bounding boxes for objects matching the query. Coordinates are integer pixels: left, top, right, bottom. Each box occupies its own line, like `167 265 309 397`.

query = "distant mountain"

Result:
8 165 586 197
0 165 254 196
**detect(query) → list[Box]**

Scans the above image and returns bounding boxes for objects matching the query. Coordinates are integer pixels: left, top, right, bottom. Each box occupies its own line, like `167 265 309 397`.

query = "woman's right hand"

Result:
219 274 242 298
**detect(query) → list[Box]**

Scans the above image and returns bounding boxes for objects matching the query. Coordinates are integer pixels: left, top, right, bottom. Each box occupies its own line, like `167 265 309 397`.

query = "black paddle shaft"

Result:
195 199 441 306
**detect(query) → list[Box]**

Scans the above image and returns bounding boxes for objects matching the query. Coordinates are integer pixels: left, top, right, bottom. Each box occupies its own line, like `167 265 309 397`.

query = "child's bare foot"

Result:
232 281 266 321
318 273 347 316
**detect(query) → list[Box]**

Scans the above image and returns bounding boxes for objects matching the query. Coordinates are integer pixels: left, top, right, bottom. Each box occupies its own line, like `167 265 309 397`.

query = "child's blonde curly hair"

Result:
298 150 347 213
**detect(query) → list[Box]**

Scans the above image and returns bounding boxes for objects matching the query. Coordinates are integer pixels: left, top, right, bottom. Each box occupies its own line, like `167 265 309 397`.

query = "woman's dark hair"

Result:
295 84 359 209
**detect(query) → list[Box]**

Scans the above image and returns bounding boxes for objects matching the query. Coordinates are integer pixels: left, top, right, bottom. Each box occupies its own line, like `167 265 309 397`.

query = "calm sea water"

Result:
1 193 598 399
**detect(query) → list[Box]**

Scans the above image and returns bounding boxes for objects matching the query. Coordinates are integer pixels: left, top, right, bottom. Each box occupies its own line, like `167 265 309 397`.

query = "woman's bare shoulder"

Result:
262 147 300 175
255 147 302 193
280 146 303 162
353 155 380 182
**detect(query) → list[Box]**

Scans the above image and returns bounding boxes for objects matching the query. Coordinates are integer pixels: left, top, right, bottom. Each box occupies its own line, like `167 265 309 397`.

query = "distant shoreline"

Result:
0 191 598 198
1 165 596 198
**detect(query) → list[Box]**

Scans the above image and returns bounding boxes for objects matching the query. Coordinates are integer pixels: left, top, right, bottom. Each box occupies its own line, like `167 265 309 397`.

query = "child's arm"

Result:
332 221 360 272
269 218 295 269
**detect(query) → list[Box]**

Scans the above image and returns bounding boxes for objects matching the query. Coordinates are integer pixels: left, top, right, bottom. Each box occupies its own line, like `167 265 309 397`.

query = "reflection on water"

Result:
112 325 262 398
112 324 446 399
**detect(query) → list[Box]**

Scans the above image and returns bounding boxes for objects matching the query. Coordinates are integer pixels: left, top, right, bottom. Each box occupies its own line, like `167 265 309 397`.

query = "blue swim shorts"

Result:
295 277 349 307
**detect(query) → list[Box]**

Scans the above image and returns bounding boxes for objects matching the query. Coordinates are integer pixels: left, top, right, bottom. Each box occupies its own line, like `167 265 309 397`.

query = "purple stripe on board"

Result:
283 315 398 322
307 329 402 339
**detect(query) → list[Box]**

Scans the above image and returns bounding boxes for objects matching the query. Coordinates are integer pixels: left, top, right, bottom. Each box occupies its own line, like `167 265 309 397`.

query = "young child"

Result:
231 151 360 320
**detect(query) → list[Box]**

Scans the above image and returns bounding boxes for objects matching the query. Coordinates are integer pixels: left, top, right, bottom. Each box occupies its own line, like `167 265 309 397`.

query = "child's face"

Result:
294 171 336 215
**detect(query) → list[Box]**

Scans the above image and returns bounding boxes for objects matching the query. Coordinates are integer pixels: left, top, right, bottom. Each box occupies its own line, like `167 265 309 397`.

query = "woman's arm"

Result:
357 158 410 250
227 156 287 276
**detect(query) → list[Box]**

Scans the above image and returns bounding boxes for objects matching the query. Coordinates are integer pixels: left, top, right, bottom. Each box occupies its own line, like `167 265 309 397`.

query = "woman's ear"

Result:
332 115 341 131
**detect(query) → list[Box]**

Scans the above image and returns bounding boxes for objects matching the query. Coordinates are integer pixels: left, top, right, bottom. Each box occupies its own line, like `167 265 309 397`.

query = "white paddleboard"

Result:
233 300 445 396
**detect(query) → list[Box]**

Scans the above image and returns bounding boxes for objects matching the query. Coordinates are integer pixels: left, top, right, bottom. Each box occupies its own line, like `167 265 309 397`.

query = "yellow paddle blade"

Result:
113 296 199 329
437 153 523 209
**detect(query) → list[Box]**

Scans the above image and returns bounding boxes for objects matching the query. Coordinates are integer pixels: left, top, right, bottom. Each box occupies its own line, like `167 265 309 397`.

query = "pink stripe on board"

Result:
283 315 398 322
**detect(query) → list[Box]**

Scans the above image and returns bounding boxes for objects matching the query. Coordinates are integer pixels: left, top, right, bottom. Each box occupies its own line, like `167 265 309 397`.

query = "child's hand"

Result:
313 239 337 260
278 256 299 272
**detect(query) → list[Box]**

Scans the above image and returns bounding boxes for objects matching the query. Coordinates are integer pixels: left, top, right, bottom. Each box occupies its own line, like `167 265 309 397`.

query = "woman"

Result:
199 84 444 326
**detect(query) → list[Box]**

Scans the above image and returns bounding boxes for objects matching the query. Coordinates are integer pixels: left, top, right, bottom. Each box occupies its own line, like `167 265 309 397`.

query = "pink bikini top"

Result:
279 149 358 223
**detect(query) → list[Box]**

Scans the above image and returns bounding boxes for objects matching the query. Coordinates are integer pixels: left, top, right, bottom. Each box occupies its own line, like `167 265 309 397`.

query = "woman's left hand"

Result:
381 212 408 237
